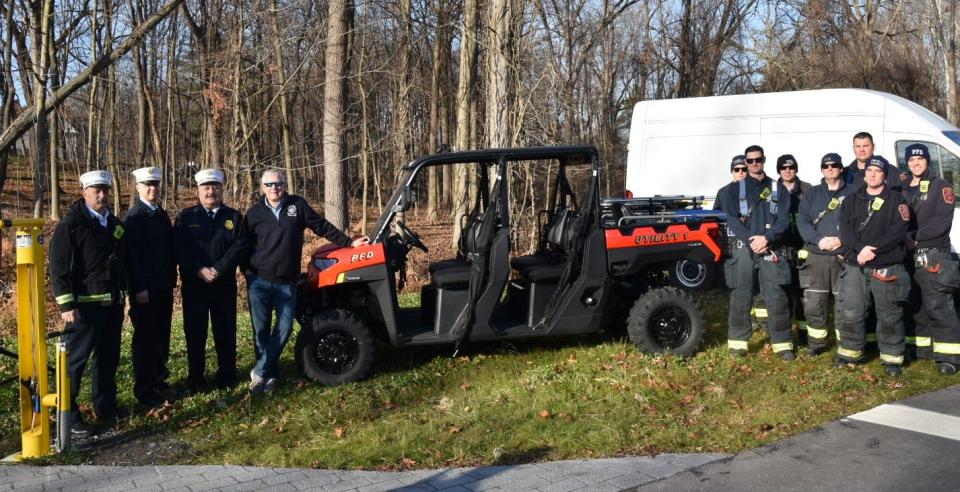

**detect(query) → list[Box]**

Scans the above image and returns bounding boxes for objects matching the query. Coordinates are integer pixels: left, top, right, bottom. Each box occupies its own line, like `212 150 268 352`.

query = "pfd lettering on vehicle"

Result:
634 231 689 244
351 251 375 262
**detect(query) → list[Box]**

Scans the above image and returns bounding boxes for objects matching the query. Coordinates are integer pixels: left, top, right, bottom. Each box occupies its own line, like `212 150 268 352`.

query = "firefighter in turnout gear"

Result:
836 156 911 377
173 169 249 392
776 154 812 340
796 153 855 355
716 145 795 360
901 143 960 375
49 170 128 435
124 167 176 407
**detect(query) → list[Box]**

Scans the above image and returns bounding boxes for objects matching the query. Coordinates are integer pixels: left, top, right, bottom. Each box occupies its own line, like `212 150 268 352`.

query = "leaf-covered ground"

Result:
1 291 955 469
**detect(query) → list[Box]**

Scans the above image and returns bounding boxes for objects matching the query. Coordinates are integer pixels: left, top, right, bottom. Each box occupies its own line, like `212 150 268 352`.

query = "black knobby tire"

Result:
626 287 705 357
668 259 715 291
295 310 375 386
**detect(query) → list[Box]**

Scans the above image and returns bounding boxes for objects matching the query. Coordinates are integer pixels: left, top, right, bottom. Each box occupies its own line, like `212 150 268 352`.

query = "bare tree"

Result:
323 0 351 230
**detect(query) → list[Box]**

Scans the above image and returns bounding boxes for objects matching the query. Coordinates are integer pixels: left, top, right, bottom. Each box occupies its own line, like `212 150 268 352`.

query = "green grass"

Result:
0 291 956 469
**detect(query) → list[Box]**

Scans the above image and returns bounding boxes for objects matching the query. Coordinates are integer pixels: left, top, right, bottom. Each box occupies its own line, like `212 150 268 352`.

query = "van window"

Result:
945 131 960 147
896 140 960 204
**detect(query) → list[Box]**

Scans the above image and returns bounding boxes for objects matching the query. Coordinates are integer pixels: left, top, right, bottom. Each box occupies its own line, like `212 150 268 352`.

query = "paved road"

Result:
4 384 960 491
636 383 960 491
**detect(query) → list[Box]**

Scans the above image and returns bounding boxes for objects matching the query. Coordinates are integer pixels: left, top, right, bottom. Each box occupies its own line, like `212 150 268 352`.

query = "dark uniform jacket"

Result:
49 199 128 312
797 179 856 255
716 174 793 245
123 199 176 294
242 194 352 283
838 183 910 267
902 170 955 250
173 204 248 286
780 178 812 250
844 159 907 191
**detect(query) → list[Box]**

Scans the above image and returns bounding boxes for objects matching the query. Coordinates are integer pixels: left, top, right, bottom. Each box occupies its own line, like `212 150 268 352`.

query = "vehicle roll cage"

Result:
370 145 601 244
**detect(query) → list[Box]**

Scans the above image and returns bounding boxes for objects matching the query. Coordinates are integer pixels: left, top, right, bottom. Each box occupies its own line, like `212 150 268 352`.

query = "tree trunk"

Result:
486 0 511 148
323 0 351 230
30 0 54 218
84 0 100 171
451 0 478 246
270 0 296 194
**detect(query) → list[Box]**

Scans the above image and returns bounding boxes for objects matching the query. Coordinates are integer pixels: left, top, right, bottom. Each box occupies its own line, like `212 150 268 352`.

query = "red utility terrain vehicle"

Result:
295 146 726 385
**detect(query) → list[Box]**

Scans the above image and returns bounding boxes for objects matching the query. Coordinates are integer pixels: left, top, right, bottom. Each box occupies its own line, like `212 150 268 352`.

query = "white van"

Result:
625 88 960 247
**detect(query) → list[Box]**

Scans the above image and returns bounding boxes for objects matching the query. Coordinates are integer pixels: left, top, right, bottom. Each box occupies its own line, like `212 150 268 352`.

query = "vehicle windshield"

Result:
371 170 415 243
944 131 960 147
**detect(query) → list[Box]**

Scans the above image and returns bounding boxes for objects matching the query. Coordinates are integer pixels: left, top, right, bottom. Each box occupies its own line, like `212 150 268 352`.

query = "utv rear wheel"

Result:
296 310 374 386
627 287 704 357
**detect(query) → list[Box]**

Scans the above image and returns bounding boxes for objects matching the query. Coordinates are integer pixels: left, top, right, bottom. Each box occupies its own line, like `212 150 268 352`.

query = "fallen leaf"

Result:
687 405 705 417
705 382 726 395
334 427 346 439
538 410 551 418
401 458 417 466
258 417 269 427
460 383 471 390
384 400 397 410
567 354 577 365
448 426 462 433
680 394 696 405
857 371 878 384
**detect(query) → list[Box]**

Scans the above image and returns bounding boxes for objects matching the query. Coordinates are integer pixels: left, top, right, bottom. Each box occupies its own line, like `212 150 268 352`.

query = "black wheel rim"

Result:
676 260 706 287
648 304 692 349
313 330 360 375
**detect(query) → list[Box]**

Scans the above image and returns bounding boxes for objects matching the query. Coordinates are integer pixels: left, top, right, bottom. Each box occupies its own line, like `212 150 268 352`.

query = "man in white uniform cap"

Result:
124 167 176 407
49 170 128 434
173 169 249 391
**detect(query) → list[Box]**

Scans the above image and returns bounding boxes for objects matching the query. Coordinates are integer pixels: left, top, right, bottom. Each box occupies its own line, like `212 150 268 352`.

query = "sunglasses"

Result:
732 167 747 173
820 162 842 169
779 165 797 171
745 157 765 164
262 181 285 188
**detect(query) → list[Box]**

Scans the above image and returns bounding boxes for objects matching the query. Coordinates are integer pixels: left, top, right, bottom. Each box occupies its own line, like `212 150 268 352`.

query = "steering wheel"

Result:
396 221 428 252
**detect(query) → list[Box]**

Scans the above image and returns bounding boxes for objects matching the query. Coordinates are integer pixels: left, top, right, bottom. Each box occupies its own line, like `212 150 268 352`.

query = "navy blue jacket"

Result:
797 179 856 255
844 159 907 192
242 194 352 283
838 184 909 267
123 199 176 293
174 203 248 286
902 170 955 250
716 174 793 245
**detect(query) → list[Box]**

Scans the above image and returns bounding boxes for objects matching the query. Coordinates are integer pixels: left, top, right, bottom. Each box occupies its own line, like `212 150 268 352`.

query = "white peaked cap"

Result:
80 170 113 188
133 166 163 183
194 168 225 185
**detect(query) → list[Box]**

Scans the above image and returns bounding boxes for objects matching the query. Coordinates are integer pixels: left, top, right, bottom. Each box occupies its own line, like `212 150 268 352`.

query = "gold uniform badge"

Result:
225 219 234 231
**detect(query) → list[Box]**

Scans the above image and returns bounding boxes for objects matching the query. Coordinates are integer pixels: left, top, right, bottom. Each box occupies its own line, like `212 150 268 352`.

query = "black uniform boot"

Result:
937 362 958 375
883 364 903 377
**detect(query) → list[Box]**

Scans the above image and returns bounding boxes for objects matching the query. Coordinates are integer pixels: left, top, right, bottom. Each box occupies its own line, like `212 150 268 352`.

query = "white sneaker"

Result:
249 369 265 393
264 378 277 394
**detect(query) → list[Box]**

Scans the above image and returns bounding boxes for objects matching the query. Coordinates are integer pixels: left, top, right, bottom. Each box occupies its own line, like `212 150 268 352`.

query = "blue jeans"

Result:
247 276 297 379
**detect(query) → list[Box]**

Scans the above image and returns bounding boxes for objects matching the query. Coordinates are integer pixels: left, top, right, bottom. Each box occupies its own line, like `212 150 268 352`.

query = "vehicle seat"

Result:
513 209 576 282
431 264 471 289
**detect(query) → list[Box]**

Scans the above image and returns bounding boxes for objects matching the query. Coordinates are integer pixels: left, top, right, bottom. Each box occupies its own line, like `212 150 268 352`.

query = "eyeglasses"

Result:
745 157 765 164
732 167 747 173
820 163 843 169
779 165 797 171
262 181 285 188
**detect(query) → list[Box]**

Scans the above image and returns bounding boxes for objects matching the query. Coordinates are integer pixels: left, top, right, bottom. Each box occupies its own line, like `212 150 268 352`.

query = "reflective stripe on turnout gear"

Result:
934 342 960 355
880 353 904 365
56 293 75 305
807 326 829 339
772 342 794 353
77 293 112 303
728 340 749 350
837 347 863 360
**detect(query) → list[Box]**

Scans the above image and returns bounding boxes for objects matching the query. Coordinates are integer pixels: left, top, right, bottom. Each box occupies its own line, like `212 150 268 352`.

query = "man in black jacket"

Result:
796 153 855 355
174 169 248 391
124 167 176 407
901 143 960 375
49 170 128 434
843 131 907 191
242 169 368 393
837 156 911 377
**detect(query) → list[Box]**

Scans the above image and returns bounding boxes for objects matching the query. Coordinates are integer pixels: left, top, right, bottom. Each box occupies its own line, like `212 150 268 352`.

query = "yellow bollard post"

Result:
1 218 52 461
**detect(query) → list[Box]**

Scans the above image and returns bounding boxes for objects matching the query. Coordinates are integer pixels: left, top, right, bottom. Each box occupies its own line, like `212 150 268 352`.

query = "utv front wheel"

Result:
296 310 375 386
627 287 704 357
